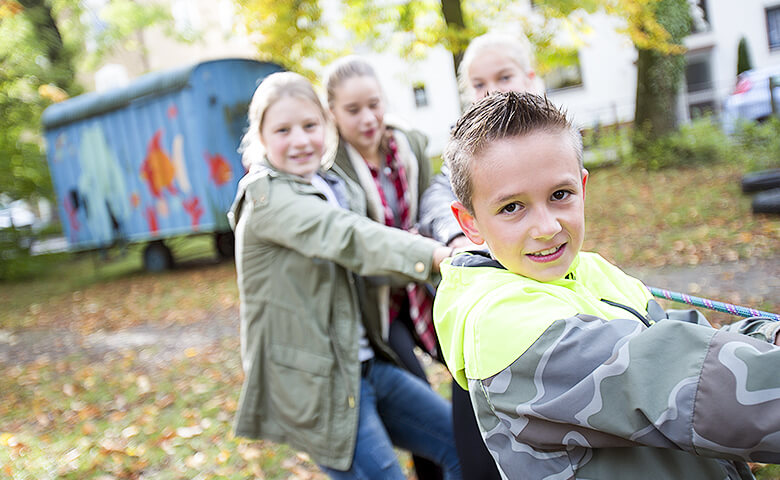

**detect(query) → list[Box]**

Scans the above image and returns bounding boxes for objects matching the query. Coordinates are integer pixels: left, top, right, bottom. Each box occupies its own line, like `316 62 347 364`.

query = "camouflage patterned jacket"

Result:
434 251 780 480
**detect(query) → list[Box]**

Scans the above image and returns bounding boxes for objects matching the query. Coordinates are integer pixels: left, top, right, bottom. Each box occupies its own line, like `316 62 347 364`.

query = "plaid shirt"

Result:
367 137 438 356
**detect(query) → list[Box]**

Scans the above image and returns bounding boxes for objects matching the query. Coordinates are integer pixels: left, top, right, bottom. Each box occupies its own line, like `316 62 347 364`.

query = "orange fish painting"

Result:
205 152 232 186
141 131 177 198
130 192 140 208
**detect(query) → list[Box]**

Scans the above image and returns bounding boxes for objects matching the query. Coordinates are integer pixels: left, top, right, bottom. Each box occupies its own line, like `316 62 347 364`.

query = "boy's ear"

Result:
581 168 589 198
451 201 485 246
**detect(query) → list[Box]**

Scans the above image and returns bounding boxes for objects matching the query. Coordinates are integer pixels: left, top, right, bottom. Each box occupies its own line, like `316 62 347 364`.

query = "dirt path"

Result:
1 257 777 366
626 256 779 310
0 309 239 366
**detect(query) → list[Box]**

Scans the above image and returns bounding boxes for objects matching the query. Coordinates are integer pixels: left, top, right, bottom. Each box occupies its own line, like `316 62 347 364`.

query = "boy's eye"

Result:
276 127 289 134
500 75 513 82
304 121 319 130
500 202 523 214
551 190 570 201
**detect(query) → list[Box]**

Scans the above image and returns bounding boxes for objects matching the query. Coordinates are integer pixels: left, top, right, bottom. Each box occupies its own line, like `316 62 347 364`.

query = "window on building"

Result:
413 83 428 108
542 50 583 91
768 6 780 50
690 0 710 34
685 54 712 93
684 49 717 119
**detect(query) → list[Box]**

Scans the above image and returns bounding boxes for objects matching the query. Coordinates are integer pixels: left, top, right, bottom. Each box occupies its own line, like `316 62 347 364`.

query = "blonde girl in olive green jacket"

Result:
230 72 462 478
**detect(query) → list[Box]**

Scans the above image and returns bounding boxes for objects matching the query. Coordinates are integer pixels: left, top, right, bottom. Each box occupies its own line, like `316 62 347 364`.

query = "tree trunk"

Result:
633 0 691 144
17 0 76 92
440 0 466 76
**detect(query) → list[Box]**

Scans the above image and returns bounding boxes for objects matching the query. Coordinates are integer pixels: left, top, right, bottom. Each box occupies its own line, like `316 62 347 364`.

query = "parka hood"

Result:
434 251 653 390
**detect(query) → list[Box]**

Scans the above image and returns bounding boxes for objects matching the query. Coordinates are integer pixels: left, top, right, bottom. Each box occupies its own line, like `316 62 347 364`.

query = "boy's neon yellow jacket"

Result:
434 250 780 480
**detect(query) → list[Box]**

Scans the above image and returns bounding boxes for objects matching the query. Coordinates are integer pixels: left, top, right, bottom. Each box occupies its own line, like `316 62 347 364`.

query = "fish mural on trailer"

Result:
75 125 131 245
140 130 178 198
172 134 192 194
205 152 232 186
182 196 204 229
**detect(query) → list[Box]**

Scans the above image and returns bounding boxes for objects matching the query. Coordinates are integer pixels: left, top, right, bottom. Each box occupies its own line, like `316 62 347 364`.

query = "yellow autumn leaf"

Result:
217 449 230 464
0 433 17 447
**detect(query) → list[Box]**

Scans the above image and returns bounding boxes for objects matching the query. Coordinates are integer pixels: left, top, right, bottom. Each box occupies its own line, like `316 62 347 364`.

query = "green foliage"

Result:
234 0 688 85
0 0 176 205
79 0 176 71
582 126 632 167
755 463 780 480
0 228 67 282
737 36 753 76
234 0 327 79
0 0 82 201
731 117 780 172
593 116 780 174
627 117 736 170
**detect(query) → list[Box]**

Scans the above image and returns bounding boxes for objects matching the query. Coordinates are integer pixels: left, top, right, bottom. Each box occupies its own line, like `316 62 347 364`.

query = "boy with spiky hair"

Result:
434 91 780 480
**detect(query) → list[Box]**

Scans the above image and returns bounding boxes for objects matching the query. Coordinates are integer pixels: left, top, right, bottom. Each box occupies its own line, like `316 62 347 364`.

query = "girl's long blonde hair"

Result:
240 71 334 170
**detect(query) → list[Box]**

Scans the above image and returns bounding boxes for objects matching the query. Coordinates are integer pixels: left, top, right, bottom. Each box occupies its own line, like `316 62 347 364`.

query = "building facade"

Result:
87 1 780 153
547 0 780 130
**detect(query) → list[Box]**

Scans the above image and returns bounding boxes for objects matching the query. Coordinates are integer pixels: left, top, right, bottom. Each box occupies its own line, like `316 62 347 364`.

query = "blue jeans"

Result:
320 359 462 480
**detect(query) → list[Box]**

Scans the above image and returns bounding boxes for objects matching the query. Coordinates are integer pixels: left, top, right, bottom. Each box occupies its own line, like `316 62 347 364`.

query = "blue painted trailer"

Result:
42 58 283 270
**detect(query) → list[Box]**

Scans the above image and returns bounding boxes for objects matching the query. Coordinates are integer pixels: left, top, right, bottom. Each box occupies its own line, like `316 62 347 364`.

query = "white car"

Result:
722 65 780 133
0 200 36 230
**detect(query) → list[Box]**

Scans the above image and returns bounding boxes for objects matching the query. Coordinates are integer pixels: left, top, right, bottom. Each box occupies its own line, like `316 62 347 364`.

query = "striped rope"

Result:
647 286 780 322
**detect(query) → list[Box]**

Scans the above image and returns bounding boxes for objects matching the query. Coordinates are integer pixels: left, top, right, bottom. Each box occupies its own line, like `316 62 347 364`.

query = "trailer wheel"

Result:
214 231 235 259
143 240 173 272
752 188 780 214
741 168 780 193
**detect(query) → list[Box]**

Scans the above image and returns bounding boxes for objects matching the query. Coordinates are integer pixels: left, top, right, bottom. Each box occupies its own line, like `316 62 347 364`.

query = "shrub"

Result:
627 117 737 170
582 126 631 168
731 117 780 172
0 227 67 282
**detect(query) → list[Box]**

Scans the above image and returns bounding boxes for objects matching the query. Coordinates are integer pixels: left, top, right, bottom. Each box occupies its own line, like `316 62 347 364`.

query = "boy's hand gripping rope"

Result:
647 286 780 322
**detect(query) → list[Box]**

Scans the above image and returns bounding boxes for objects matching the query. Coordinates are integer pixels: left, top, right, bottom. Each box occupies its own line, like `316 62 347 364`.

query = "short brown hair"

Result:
443 91 582 212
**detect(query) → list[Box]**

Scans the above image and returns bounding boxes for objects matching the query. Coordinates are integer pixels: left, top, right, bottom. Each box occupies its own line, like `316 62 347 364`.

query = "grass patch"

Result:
0 235 231 332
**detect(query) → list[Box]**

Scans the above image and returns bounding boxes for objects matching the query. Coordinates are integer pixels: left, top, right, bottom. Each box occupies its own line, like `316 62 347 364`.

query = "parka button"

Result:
414 261 425 273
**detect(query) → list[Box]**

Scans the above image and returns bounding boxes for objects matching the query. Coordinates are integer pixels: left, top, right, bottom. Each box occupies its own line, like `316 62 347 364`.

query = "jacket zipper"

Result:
600 298 652 327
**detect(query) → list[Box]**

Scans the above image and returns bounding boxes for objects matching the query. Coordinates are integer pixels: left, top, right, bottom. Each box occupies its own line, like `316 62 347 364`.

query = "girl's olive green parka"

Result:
229 163 441 470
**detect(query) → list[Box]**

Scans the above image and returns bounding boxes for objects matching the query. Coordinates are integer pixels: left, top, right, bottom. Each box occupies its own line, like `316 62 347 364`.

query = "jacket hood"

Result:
434 251 652 390
434 251 527 389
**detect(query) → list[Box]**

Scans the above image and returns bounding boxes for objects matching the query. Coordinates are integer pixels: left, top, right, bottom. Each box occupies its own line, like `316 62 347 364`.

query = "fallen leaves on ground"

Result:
584 163 779 269
1 162 778 479
0 336 330 479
